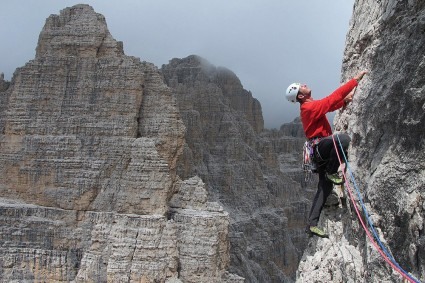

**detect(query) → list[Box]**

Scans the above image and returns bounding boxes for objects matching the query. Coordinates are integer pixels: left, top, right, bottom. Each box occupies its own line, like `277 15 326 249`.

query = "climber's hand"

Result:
354 70 368 82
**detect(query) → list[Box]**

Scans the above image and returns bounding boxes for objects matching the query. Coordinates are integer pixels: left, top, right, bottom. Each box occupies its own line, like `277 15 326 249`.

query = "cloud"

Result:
0 0 354 129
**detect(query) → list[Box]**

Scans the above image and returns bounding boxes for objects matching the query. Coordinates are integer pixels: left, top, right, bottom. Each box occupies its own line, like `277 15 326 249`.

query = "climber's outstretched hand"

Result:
354 70 368 82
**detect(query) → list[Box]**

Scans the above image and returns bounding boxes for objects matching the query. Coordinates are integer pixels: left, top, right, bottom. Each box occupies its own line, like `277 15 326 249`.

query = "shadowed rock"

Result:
162 55 315 282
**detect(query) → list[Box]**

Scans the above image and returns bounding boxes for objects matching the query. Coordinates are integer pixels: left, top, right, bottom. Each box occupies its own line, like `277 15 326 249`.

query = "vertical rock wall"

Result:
0 5 242 282
162 56 316 282
297 1 425 282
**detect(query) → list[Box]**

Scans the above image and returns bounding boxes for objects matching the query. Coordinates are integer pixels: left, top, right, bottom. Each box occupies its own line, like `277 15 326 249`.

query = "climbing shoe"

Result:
326 172 344 185
307 226 329 238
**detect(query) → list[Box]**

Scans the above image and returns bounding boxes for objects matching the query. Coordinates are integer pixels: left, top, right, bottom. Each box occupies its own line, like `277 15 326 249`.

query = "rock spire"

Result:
0 5 242 282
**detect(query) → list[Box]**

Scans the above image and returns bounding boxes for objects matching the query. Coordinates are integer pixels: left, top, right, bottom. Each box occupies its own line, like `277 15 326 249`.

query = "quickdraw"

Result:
302 139 319 182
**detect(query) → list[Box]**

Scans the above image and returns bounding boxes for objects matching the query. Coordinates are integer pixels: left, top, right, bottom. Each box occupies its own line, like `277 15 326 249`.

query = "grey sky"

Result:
0 0 354 129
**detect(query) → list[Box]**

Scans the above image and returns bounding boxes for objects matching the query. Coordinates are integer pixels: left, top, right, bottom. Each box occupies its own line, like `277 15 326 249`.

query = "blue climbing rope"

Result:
335 134 421 283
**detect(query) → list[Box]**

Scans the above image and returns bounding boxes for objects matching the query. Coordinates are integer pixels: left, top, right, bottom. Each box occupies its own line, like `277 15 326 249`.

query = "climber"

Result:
285 70 368 238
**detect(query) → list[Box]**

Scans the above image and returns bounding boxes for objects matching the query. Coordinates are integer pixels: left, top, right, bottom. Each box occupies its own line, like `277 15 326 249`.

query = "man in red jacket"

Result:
286 71 367 237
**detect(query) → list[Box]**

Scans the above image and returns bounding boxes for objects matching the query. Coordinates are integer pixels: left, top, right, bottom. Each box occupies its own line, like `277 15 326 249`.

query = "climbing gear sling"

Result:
302 141 315 182
302 137 322 182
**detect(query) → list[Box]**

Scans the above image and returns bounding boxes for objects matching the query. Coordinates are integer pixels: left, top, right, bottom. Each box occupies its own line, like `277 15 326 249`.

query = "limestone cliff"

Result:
0 5 242 282
296 1 425 282
162 56 316 282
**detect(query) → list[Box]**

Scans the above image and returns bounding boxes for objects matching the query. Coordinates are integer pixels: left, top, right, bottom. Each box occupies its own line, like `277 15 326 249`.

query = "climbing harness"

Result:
331 134 421 283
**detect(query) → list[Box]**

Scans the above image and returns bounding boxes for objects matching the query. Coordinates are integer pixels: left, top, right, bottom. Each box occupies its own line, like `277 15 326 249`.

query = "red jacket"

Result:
300 79 358 139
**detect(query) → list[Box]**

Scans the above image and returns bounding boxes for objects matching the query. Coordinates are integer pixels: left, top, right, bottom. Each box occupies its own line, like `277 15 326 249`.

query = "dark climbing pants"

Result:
316 133 351 174
308 171 333 227
308 133 350 227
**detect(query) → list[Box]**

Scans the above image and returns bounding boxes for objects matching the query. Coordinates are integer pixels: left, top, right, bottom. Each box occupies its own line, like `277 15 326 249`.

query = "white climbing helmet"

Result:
286 83 300 103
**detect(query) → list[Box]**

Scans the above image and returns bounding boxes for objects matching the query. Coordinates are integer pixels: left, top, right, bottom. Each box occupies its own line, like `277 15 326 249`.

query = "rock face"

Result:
0 5 243 282
0 73 9 92
296 1 425 282
162 56 315 282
